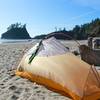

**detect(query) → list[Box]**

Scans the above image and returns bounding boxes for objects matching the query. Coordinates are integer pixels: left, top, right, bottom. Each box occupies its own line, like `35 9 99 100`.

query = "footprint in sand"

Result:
0 83 4 86
14 87 23 94
14 90 21 94
10 94 19 100
9 85 16 90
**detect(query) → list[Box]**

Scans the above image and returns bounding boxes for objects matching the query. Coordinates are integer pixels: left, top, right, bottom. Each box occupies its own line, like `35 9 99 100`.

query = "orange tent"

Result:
16 37 100 100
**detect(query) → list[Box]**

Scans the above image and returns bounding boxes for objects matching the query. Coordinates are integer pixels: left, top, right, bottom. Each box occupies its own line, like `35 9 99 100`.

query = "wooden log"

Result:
79 45 100 66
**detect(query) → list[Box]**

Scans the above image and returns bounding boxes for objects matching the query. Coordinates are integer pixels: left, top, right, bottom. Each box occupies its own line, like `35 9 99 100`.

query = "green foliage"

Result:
33 18 100 40
33 34 46 39
71 18 100 39
1 23 31 39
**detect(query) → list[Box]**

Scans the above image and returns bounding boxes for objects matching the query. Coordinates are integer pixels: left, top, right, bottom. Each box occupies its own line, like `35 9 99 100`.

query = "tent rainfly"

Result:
16 37 100 100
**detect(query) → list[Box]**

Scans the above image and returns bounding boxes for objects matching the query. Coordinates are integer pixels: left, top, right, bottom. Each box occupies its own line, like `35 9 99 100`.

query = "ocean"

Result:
0 39 37 44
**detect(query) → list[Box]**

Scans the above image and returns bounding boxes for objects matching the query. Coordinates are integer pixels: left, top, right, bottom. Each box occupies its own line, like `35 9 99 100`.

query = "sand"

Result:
0 40 87 100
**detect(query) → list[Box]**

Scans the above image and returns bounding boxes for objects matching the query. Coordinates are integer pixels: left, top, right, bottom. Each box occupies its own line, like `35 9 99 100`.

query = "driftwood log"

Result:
79 45 100 66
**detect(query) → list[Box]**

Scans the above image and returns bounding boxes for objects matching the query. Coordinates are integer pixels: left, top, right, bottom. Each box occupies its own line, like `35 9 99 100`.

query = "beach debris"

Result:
79 45 100 66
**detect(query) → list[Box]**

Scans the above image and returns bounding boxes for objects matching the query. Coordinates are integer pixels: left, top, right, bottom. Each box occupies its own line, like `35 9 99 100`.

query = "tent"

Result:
16 37 100 100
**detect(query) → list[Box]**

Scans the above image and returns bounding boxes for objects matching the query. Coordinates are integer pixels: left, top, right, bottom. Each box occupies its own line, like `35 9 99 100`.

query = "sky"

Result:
0 0 100 37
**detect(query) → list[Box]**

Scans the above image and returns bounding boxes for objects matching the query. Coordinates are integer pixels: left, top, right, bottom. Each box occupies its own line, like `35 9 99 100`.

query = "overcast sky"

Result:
0 0 100 37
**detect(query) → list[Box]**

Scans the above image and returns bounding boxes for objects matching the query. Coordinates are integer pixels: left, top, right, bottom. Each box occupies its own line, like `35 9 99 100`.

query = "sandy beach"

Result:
0 41 87 100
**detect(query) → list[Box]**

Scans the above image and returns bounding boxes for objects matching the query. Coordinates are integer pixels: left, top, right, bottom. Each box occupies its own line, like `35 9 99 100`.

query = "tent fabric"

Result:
37 37 69 56
83 66 100 100
16 37 100 100
26 37 69 57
